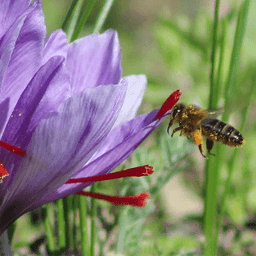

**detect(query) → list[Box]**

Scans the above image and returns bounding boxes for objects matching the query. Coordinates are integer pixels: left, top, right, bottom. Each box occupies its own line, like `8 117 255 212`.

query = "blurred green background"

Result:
13 0 256 255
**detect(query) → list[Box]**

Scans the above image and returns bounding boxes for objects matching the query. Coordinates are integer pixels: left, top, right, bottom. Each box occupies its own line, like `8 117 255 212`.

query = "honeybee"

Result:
167 103 246 158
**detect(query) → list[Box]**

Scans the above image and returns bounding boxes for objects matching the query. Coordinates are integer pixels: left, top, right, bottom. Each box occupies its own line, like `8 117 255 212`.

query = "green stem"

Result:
7 221 17 246
90 184 97 256
72 195 79 250
223 0 250 121
44 205 55 252
63 196 73 249
214 76 254 248
71 0 96 41
56 199 66 249
204 1 221 255
93 0 115 33
62 0 84 42
80 196 90 256
209 0 220 109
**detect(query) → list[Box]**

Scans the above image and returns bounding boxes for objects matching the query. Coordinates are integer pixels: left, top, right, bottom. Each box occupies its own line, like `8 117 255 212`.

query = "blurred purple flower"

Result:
0 0 181 234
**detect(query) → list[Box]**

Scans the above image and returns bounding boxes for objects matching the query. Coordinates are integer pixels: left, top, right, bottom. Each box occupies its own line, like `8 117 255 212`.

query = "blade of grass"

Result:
62 0 84 42
72 195 79 250
79 196 90 256
116 207 129 254
43 204 56 252
92 0 115 34
63 196 73 249
90 184 97 256
214 69 254 248
71 0 96 42
204 1 250 255
208 0 220 109
222 0 250 122
204 11 227 252
56 199 66 249
7 221 17 246
204 1 221 256
214 17 227 107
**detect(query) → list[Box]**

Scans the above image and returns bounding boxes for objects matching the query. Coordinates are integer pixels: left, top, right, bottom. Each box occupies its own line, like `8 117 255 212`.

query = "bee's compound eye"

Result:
172 106 182 117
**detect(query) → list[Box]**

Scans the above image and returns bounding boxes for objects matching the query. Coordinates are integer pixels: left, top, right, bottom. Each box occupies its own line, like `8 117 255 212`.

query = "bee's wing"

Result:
207 108 224 118
190 104 224 118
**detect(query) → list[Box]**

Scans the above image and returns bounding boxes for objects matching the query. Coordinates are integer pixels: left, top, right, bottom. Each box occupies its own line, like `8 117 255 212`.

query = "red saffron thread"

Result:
76 191 151 207
66 165 153 184
0 141 26 183
153 89 182 121
0 141 26 157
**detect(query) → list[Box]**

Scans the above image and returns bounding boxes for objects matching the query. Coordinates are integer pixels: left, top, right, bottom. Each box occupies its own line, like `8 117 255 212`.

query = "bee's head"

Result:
171 103 184 119
167 103 184 134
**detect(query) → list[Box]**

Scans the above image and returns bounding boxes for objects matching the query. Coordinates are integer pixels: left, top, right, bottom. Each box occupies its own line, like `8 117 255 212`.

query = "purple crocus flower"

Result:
0 0 181 236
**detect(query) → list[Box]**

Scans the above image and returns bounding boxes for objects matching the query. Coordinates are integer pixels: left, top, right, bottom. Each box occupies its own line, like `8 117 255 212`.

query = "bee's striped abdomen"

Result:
201 118 245 147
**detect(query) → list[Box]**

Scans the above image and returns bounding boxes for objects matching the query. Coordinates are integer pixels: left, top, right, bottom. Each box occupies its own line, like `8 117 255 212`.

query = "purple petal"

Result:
0 82 129 232
1 56 70 150
0 0 30 39
0 82 127 214
67 29 122 95
0 99 10 136
43 29 68 65
113 75 147 128
0 0 45 133
37 109 167 204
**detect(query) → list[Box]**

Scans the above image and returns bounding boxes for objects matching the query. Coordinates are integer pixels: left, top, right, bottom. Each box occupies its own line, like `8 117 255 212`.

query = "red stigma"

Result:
70 166 153 207
153 89 182 121
66 165 154 184
76 191 151 207
0 141 26 183
0 141 26 157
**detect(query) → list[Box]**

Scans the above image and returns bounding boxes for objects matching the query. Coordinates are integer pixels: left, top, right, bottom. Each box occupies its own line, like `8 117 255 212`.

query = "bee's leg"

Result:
206 139 216 156
198 145 207 158
170 127 184 138
167 120 173 134
193 129 207 158
180 128 188 137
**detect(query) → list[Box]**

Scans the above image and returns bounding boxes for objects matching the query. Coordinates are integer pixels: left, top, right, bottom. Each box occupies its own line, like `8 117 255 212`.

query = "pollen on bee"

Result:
193 129 204 146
